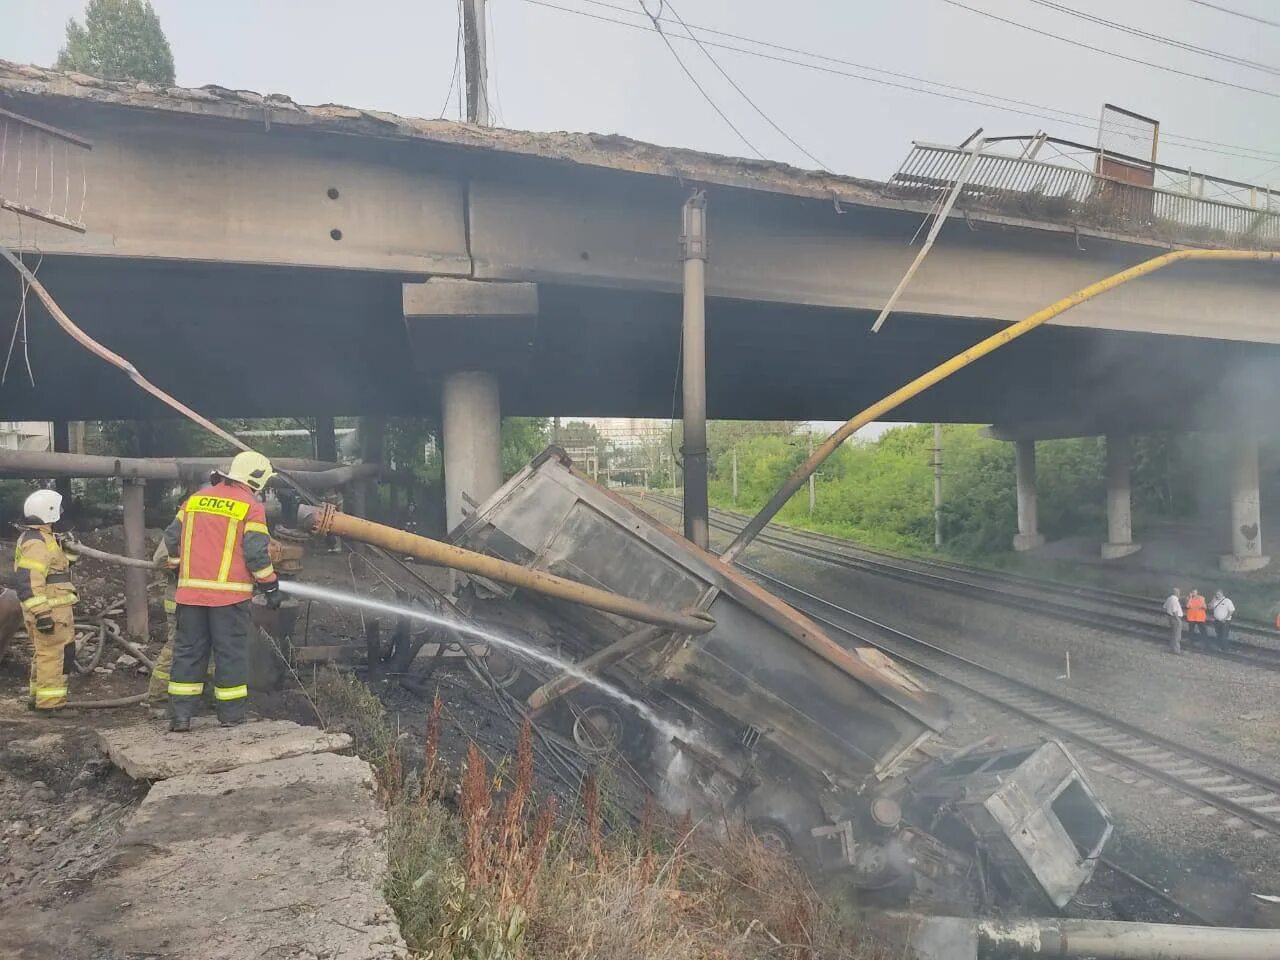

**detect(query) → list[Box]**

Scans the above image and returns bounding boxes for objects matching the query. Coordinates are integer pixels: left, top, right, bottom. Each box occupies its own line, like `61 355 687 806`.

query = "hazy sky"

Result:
5 0 1280 184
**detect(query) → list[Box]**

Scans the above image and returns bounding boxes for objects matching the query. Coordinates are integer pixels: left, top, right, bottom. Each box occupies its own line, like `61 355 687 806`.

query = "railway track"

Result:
744 562 1280 839
643 494 1280 672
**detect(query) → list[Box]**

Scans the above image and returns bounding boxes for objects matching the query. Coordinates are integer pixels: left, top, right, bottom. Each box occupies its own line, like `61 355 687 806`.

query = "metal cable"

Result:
940 0 1280 102
519 0 1280 165
635 0 765 159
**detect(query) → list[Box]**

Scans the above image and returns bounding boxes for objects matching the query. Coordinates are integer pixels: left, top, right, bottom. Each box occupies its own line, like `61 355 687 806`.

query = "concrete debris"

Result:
18 751 407 959
114 653 139 668
24 780 55 803
98 717 353 780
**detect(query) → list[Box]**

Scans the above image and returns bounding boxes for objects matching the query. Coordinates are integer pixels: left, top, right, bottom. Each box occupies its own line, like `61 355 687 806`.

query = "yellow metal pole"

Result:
722 249 1280 563
296 503 717 636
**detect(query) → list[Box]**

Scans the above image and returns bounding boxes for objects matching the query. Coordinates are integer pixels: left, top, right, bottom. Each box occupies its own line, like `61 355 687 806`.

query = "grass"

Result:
311 668 894 960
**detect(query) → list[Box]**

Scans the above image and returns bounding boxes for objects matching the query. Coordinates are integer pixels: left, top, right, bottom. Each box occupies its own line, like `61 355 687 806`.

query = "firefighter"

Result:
13 489 79 711
162 451 281 732
145 538 180 706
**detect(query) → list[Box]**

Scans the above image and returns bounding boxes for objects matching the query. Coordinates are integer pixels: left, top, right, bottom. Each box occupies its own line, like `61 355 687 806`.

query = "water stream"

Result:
279 579 690 743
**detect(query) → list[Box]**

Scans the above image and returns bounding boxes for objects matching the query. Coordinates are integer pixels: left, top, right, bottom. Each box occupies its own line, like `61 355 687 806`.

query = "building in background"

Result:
0 421 53 452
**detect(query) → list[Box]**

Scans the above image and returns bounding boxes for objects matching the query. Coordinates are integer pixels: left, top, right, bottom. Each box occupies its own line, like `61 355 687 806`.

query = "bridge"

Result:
1 61 1277 568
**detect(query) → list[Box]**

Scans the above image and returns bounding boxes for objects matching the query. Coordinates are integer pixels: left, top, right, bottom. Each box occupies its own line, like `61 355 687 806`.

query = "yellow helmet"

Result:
224 450 275 493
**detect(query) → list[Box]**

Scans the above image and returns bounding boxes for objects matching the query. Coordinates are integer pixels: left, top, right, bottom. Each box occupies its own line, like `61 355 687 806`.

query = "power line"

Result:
634 0 765 158
438 0 464 119
939 0 1280 103
518 0 1280 167
566 0 1280 161
661 0 830 170
1020 0 1280 77
1184 0 1280 29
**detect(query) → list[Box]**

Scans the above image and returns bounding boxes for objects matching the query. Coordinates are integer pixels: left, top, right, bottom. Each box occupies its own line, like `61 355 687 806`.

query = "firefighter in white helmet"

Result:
162 451 279 732
13 489 79 711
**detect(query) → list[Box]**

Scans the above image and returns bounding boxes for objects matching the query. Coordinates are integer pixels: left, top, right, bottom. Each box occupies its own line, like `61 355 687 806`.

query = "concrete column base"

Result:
1013 532 1045 551
1101 542 1141 560
1220 553 1271 573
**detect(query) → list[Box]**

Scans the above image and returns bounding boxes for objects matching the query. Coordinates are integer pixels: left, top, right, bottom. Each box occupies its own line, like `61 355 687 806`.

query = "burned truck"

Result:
304 448 1111 911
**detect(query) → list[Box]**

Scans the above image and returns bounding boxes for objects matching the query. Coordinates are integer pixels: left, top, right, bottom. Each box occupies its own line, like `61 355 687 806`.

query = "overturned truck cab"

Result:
446 449 1113 911
327 448 1111 911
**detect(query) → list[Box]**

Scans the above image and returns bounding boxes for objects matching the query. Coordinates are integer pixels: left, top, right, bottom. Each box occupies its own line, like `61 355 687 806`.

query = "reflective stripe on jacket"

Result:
13 526 77 616
1186 595 1207 622
163 482 276 607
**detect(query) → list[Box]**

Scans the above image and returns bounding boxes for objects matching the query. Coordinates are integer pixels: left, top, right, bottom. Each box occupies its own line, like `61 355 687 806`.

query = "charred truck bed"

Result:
446 448 1111 911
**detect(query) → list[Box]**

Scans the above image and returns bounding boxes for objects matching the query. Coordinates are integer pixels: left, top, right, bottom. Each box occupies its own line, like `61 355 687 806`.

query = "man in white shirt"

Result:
1163 588 1184 654
1209 590 1235 651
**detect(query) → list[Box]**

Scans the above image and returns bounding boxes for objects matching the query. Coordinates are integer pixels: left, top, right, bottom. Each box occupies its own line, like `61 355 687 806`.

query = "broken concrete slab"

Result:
13 751 407 959
98 717 352 780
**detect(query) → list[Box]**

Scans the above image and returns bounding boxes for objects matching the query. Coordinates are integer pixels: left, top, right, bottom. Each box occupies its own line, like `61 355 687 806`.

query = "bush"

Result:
311 670 888 960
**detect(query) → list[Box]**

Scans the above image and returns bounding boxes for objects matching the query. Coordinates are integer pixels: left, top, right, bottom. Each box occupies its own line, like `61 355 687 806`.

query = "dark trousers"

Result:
1214 620 1231 649
169 601 251 723
1187 620 1207 644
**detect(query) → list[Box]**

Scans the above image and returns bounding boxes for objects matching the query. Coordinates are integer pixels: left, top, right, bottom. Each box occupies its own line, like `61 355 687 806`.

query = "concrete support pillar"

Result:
121 479 149 642
442 371 501 532
1221 433 1269 572
351 417 384 520
314 415 338 463
1013 438 1045 551
1102 434 1140 560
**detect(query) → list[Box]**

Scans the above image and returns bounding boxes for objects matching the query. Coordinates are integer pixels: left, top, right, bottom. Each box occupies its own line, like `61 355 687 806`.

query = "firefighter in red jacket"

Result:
162 451 281 732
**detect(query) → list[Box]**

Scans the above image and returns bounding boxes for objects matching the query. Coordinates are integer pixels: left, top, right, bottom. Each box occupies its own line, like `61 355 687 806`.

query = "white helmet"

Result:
223 450 275 493
23 489 63 524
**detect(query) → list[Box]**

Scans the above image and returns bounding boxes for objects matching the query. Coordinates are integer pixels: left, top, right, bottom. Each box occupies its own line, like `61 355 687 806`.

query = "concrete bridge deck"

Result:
2 60 1280 433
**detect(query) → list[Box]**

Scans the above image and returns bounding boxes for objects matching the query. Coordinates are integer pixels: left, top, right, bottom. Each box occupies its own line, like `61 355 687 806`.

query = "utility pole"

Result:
808 433 816 515
732 445 738 503
680 191 709 549
461 0 491 125
933 423 944 548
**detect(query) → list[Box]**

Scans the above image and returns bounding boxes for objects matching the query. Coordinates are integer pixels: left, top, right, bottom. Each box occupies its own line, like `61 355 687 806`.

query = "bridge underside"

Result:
2 256 1276 433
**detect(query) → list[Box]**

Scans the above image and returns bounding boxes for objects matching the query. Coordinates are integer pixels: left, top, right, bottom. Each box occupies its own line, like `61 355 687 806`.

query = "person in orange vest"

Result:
1185 588 1208 646
161 451 281 732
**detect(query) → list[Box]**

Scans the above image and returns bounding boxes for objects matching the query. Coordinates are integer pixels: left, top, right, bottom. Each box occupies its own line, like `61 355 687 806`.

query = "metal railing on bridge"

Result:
886 136 1280 249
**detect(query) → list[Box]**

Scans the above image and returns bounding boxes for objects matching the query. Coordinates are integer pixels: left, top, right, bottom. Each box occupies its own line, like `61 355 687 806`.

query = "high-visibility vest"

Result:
171 483 276 607
1186 595 1207 622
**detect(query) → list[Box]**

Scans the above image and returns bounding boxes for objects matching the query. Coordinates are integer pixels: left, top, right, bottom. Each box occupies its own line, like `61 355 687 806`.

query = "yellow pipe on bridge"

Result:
723 249 1280 563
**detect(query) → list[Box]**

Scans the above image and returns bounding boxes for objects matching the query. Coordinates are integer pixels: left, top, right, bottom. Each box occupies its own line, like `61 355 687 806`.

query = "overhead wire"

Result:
939 0 1280 102
1019 0 1280 77
634 0 765 158
1183 0 1280 29
438 0 464 118
660 0 830 170
517 0 1280 167
567 0 1279 160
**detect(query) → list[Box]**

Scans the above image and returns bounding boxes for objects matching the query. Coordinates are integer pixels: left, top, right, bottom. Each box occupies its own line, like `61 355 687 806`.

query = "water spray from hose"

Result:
277 579 691 743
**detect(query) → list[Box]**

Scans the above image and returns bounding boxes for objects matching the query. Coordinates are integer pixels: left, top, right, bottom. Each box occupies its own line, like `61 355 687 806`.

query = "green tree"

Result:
56 0 176 85
501 417 550 478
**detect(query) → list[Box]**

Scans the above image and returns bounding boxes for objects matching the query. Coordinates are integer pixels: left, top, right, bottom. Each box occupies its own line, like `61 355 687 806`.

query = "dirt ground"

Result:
0 527 635 939
8 509 1279 944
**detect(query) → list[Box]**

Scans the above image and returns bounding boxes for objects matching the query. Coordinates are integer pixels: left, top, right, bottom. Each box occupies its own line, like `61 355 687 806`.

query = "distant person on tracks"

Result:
1209 589 1235 650
1163 587 1184 654
1185 588 1208 646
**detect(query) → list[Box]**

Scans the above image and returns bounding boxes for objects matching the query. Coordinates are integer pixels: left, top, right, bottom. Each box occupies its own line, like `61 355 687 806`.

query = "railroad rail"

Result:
749 564 1280 839
644 495 1280 671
